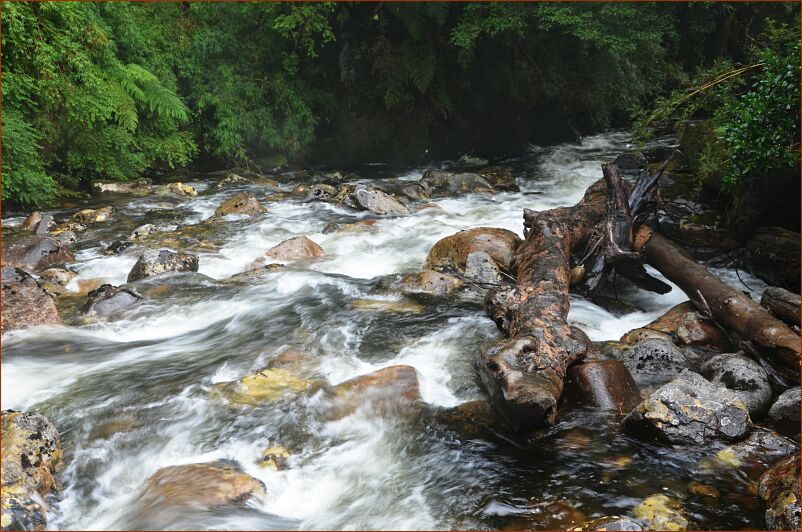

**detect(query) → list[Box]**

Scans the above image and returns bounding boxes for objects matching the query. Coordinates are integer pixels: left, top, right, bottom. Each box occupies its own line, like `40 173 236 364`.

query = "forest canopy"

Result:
1 2 799 207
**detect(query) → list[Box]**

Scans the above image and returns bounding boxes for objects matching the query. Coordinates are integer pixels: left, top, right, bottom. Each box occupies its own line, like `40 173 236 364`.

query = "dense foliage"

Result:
2 2 799 207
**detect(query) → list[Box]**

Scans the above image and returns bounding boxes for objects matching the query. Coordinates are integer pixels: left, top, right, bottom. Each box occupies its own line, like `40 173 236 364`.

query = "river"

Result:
1 131 772 530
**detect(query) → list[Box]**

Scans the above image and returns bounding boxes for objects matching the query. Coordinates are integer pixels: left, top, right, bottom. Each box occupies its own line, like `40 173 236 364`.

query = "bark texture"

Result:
761 287 800 328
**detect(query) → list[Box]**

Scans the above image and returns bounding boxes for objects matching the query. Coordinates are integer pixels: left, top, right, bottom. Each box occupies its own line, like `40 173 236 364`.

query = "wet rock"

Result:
564 360 641 414
20 212 42 231
38 268 76 286
455 154 489 168
430 400 509 440
92 178 152 194
352 185 410 216
1 411 63 531
265 236 324 260
81 284 143 317
420 170 495 197
264 191 290 203
1 267 61 334
33 214 54 236
51 231 77 246
643 301 697 335
632 494 688 531
613 338 691 383
759 454 800 530
212 367 323 407
396 269 464 296
105 240 134 255
328 365 421 419
214 192 266 217
613 152 647 171
701 353 772 417
745 226 801 293
127 249 199 282
352 299 424 313
256 446 290 471
2 236 75 273
130 223 163 240
322 219 379 235
216 173 252 188
700 428 798 471
571 516 644 531
161 182 197 197
400 183 431 201
677 312 732 351
464 251 502 286
71 206 114 224
136 461 265 510
768 387 801 439
425 227 520 273
623 370 752 446
477 166 519 192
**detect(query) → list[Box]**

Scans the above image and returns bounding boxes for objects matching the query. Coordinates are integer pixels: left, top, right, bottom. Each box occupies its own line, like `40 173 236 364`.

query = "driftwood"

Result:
477 180 607 431
761 287 801 329
634 227 801 383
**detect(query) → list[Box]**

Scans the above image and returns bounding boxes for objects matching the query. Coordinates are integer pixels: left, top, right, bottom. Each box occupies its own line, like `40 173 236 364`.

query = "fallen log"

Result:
761 287 801 329
634 227 801 383
477 180 607 431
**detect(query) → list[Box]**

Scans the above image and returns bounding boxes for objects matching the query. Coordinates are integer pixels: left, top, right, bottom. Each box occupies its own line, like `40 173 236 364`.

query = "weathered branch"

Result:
634 227 801 383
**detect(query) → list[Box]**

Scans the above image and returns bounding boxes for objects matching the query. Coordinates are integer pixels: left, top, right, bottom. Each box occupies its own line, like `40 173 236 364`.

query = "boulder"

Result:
425 227 520 273
677 312 732 351
214 192 266 217
1 411 63 531
396 269 464 296
136 461 265 510
463 251 502 286
745 226 801 293
632 494 688 531
1 267 61 334
328 365 421 419
701 353 773 417
216 173 252 188
20 212 42 231
768 387 801 439
71 206 114 224
265 236 324 261
352 185 410 216
127 249 199 282
476 166 519 191
759 454 800 530
623 370 752 446
564 359 641 414
613 338 691 384
81 284 143 317
420 169 495 197
92 178 152 194
571 516 644 531
2 236 75 273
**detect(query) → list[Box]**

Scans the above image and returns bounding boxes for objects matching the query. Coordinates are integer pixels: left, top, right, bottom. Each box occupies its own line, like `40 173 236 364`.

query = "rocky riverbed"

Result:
2 132 799 530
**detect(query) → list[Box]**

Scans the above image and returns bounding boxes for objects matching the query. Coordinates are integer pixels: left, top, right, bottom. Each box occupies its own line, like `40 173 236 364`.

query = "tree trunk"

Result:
761 287 800 329
477 180 607 431
634 227 801 383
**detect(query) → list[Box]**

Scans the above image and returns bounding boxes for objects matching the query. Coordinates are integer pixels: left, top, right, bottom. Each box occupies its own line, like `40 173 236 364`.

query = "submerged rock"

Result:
700 428 798 471
265 236 324 260
425 227 520 273
81 284 143 317
256 446 291 471
571 516 644 531
1 267 61 334
701 353 772 417
1 411 63 531
2 236 75 273
632 494 688 531
352 299 424 313
564 359 641 414
136 461 265 510
328 365 422 419
768 387 801 439
212 367 323 407
127 249 199 282
759 454 800 530
214 192 266 217
623 370 752 446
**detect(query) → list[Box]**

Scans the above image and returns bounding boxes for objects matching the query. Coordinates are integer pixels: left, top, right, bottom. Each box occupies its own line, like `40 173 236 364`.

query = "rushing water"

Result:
2 132 774 530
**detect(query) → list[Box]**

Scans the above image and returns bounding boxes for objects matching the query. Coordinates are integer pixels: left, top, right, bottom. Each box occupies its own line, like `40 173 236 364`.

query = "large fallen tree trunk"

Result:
477 180 608 431
634 227 801 383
